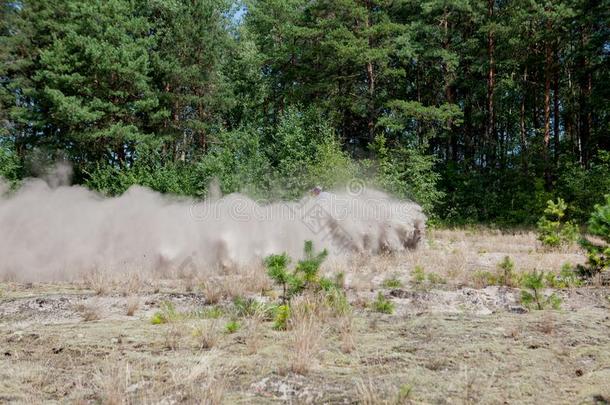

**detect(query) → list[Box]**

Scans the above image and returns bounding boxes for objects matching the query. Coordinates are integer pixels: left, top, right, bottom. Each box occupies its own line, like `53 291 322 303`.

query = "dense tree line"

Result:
1 0 609 224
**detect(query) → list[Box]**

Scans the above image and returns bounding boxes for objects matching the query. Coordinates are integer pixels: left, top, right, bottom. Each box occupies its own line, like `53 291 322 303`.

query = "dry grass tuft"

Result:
338 315 355 354
76 301 102 322
244 316 264 355
125 296 139 316
163 324 183 351
200 279 224 304
538 313 557 335
93 359 130 405
288 305 323 375
83 271 111 296
192 320 220 350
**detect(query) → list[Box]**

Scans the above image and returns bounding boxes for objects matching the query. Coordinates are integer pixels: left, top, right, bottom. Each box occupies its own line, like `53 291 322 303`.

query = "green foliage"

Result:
382 276 403 289
0 142 20 186
265 241 352 330
86 143 199 196
537 199 579 248
194 306 224 320
544 264 583 289
151 301 179 325
520 271 562 310
265 241 329 303
231 296 276 320
557 152 610 222
265 252 293 302
498 256 519 287
372 292 394 314
269 107 356 199
411 266 426 286
579 195 610 276
473 270 499 288
196 129 271 198
372 135 444 214
273 304 291 331
224 320 240 334
1 0 609 228
426 273 446 286
324 288 352 317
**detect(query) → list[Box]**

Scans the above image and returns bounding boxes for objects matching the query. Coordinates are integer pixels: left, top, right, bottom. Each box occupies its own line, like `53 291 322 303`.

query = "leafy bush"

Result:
411 266 426 286
520 270 562 310
231 297 276 320
382 276 403 289
224 320 240 334
544 264 583 288
268 107 357 199
556 152 610 222
537 198 579 247
371 134 444 214
273 304 291 330
151 301 179 324
0 142 20 187
87 143 199 196
196 128 271 198
579 194 610 277
372 292 395 314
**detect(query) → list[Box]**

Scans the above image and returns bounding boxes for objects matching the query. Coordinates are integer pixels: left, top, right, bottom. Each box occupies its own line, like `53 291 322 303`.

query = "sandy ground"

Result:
1 229 609 404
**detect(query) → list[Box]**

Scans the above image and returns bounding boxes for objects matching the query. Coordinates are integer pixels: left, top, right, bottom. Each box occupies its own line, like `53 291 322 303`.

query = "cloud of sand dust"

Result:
0 165 426 281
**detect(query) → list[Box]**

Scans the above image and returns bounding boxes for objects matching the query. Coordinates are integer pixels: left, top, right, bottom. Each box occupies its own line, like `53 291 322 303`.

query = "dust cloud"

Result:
0 165 425 281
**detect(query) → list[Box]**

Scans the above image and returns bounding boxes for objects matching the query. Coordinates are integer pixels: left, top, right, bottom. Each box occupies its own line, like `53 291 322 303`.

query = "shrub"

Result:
231 297 276 320
224 320 240 334
86 142 199 197
498 256 520 287
265 241 329 302
473 270 499 288
382 276 403 289
273 304 291 331
371 134 444 214
151 301 179 324
579 195 610 277
0 142 20 188
545 264 583 288
426 272 446 285
372 292 394 314
196 129 271 198
520 270 562 310
537 198 579 248
411 266 426 286
265 241 351 332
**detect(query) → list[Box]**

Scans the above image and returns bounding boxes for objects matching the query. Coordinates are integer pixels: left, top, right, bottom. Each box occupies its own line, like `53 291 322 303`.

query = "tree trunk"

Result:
486 0 496 167
543 23 552 189
364 0 375 142
553 60 560 164
520 67 529 175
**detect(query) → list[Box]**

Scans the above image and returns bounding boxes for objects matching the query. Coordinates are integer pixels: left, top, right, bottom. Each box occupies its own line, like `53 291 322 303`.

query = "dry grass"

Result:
2 229 607 404
83 271 111 296
125 296 139 316
338 315 355 354
244 316 264 355
288 316 322 375
163 324 183 351
192 320 220 350
287 296 325 375
199 279 224 304
76 301 102 322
